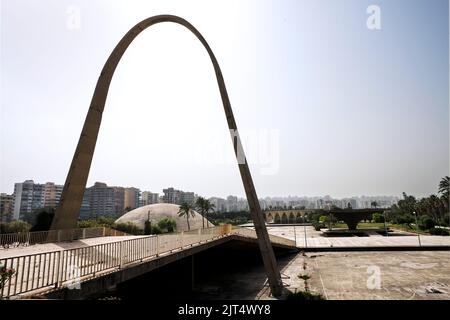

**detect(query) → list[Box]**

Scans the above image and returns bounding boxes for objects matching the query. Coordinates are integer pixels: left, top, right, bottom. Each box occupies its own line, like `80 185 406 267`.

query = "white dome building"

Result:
115 203 213 232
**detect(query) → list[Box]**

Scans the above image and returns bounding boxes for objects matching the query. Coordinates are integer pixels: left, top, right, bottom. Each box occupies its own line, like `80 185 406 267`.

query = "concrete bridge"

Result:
264 209 316 224
0 225 296 299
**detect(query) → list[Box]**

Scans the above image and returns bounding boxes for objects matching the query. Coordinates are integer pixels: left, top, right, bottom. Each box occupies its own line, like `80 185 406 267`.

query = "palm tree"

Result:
195 197 215 228
177 202 196 231
439 176 449 211
428 195 442 225
195 197 206 229
202 199 215 227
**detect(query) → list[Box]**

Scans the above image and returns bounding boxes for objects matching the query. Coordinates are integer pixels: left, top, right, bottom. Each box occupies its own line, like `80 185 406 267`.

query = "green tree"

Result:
195 197 215 228
418 215 435 230
439 176 449 211
151 224 162 234
157 218 177 233
428 195 443 225
372 213 384 223
30 208 55 232
0 220 32 234
397 192 417 215
114 222 143 235
439 176 449 198
178 202 196 231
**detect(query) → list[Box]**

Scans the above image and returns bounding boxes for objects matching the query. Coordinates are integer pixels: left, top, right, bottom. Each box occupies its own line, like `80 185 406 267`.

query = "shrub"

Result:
151 224 163 234
429 228 449 236
372 213 385 223
157 218 177 233
0 220 31 234
392 214 414 225
0 264 16 296
78 217 115 229
418 216 435 230
312 221 324 231
114 222 143 235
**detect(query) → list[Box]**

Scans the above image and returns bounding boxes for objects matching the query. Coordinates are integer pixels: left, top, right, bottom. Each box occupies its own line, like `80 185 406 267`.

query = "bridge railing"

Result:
0 225 230 299
231 226 296 247
0 227 128 249
0 224 295 299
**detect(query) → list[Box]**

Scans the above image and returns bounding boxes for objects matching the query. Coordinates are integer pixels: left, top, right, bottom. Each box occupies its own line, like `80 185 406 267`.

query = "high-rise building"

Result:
140 191 159 206
124 187 140 210
85 182 125 218
13 180 35 220
163 187 181 204
181 192 195 205
0 193 14 222
208 197 227 212
12 180 63 220
226 195 238 211
43 182 63 208
163 188 195 205
80 182 140 218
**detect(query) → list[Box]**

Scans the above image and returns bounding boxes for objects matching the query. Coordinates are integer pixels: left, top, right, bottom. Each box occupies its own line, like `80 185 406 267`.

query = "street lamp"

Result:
293 225 297 247
383 210 388 237
413 211 421 247
304 223 307 248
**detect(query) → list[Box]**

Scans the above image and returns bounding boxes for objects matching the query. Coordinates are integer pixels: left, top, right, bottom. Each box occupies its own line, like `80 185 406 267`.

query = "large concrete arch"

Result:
51 15 283 296
288 212 295 224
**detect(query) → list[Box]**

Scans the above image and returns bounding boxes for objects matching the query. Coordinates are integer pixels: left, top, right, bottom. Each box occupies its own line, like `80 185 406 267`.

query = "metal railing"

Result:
0 224 295 299
0 227 128 249
0 225 230 298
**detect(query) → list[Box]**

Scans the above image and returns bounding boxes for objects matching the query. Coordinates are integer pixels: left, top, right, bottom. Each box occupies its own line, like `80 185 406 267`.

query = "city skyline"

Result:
1 0 448 200
0 177 406 200
0 179 400 200
2 177 400 223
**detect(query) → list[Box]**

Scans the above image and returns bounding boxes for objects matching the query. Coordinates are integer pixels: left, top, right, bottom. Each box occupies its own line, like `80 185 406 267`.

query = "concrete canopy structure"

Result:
51 15 283 296
115 203 211 231
327 208 384 230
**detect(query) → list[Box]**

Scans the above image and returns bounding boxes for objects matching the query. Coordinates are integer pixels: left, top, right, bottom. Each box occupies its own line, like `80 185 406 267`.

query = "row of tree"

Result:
388 176 449 227
177 196 215 230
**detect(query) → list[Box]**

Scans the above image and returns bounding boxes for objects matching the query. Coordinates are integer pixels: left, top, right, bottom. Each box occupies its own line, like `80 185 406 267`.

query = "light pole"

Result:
413 211 421 247
383 210 388 237
304 224 307 248
293 225 297 247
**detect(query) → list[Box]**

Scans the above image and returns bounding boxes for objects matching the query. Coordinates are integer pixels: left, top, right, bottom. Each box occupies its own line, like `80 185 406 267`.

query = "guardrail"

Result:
0 225 231 298
0 227 128 249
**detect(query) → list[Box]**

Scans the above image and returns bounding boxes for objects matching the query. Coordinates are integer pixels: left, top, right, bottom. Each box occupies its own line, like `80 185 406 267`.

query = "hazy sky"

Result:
0 0 448 199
